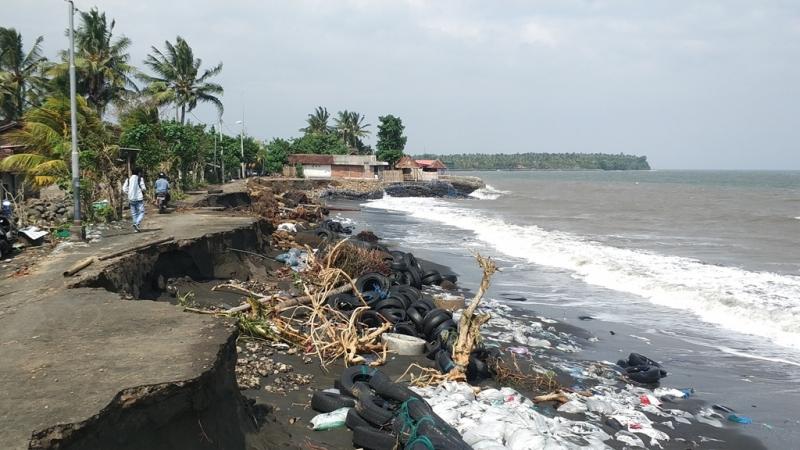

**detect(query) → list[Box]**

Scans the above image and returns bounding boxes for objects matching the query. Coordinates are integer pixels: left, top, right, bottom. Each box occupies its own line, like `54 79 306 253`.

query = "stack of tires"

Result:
311 365 471 450
386 250 451 289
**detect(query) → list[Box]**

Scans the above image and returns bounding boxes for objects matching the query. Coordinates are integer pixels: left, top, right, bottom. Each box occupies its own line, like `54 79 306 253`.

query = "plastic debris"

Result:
727 414 753 424
310 407 349 430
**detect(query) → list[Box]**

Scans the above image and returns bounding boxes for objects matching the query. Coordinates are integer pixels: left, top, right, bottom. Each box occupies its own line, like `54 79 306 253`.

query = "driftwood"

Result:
98 236 174 261
449 253 497 381
62 257 97 277
218 281 354 314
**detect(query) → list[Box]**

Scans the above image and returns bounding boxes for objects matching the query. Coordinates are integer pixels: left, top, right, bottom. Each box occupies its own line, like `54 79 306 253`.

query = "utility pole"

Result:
236 118 245 179
66 0 82 240
219 117 224 184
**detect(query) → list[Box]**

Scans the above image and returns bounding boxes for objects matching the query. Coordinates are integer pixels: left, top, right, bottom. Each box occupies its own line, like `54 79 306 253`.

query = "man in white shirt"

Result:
122 168 146 232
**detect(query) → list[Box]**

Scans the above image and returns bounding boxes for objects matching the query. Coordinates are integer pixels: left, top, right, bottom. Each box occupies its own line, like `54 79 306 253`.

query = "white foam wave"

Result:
469 184 510 200
365 195 800 349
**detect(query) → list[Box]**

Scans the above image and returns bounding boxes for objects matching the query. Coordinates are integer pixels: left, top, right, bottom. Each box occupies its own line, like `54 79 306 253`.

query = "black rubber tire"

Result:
422 272 444 286
422 309 452 338
428 319 457 341
311 391 356 413
339 366 379 397
390 285 422 302
389 250 406 260
352 426 398 450
346 408 372 430
390 260 408 271
388 293 413 310
356 273 391 295
358 310 386 328
405 306 425 329
403 253 421 271
442 274 458 284
369 371 423 403
355 393 396 427
406 266 423 289
316 228 335 241
424 340 441 360
436 349 455 373
361 290 384 307
415 297 436 312
467 353 491 384
625 365 668 384
373 297 406 312
393 321 419 337
378 307 407 324
325 293 362 312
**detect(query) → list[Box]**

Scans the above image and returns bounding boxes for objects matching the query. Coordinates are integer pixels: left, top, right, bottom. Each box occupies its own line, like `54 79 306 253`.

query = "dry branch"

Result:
450 253 497 380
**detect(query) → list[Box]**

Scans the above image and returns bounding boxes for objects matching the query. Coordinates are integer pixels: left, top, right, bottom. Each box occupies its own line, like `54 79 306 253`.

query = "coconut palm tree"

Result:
140 36 223 124
334 110 370 152
0 28 48 123
49 8 137 116
300 106 333 134
0 96 104 186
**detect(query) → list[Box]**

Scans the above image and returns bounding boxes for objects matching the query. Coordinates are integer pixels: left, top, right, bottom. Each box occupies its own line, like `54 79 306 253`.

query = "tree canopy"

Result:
140 36 223 124
413 152 651 171
376 114 406 167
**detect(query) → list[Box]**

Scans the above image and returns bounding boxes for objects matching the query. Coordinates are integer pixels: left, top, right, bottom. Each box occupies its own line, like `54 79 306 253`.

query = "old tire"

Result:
356 273 391 295
311 391 356 413
352 426 398 450
346 408 372 430
422 309 452 338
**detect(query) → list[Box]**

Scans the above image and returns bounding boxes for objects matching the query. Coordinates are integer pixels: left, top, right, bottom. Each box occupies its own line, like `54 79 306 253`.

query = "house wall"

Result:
331 164 371 179
302 164 331 178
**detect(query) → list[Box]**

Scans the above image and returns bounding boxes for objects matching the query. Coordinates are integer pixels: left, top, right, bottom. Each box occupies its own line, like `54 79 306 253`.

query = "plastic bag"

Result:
310 407 349 430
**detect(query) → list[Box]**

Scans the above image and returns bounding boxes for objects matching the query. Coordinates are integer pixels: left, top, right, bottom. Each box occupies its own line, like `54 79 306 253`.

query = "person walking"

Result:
122 168 146 232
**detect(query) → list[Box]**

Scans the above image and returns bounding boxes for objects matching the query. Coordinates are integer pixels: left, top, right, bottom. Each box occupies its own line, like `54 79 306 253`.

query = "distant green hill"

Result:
412 153 651 171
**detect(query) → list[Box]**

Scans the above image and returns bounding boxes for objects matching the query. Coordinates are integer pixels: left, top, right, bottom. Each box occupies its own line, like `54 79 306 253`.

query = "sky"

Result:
5 0 800 169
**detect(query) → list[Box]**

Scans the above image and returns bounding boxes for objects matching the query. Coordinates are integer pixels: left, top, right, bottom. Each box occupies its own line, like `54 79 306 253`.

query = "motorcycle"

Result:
156 192 168 214
0 214 16 259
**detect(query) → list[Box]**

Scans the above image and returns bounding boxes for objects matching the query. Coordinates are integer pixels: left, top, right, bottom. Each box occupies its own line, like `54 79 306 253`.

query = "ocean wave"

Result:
365 195 800 349
469 184 511 200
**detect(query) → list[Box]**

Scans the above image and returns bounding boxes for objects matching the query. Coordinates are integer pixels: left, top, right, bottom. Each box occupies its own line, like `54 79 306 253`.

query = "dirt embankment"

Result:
74 220 274 299
29 329 252 450
28 220 278 450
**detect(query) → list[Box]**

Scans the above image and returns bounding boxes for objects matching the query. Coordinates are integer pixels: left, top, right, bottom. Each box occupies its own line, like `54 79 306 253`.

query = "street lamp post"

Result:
236 119 245 179
66 0 83 240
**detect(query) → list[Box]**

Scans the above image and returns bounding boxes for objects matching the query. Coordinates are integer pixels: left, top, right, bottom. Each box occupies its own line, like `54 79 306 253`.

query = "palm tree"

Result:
0 96 104 186
0 28 48 123
140 36 223 124
334 110 370 152
50 8 137 116
300 106 333 134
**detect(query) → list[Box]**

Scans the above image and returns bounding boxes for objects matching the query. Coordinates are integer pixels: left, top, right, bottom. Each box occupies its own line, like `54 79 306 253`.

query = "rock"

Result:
384 181 467 198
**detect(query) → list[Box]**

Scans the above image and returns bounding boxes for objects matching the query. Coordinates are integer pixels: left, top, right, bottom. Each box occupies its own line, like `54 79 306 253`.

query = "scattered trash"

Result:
277 222 297 233
310 407 350 430
275 248 308 271
727 414 752 424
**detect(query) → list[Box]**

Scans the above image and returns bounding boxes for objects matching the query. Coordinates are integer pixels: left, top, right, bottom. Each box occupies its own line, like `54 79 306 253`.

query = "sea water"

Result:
356 170 800 448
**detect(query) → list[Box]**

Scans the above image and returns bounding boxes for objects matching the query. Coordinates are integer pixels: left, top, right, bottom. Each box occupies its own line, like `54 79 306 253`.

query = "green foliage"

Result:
0 27 48 123
413 152 651 171
264 138 291 174
334 110 371 153
0 96 106 186
49 8 137 116
376 114 406 166
300 106 333 134
294 163 304 178
139 36 223 124
290 132 349 155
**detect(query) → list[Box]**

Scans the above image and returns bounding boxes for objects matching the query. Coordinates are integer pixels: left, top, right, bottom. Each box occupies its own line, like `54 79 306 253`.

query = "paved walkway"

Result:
0 210 255 449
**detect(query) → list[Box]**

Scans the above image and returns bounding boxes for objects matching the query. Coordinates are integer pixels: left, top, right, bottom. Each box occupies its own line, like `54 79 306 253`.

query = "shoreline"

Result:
325 197 773 449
